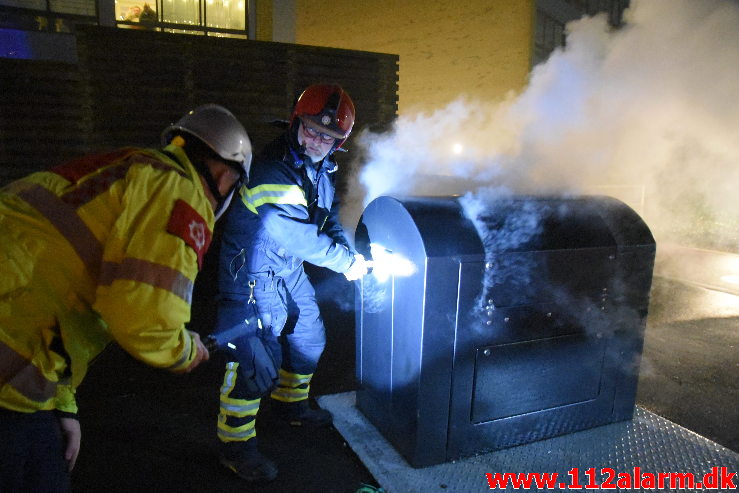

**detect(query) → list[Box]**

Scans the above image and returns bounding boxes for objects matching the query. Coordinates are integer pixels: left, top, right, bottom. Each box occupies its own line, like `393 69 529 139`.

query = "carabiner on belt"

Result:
247 280 256 304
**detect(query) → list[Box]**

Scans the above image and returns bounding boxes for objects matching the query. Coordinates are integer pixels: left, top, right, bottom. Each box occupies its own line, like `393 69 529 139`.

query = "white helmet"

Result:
162 104 252 178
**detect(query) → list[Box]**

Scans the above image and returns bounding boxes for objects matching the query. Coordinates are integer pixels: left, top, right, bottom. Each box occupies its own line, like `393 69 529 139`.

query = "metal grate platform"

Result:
318 392 739 492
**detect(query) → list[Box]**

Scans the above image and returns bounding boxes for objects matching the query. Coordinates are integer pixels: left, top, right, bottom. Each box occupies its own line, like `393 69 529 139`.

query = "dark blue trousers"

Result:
0 408 71 493
242 266 326 387
217 266 326 445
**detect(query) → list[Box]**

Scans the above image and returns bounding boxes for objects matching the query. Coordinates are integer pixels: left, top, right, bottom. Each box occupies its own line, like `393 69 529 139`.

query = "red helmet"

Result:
290 84 355 146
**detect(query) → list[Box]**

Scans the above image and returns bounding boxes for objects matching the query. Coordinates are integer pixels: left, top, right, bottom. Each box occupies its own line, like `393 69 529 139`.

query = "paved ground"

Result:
71 245 738 492
637 246 739 452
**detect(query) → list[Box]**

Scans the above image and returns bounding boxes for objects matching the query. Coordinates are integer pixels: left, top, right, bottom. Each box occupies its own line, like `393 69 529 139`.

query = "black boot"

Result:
270 398 332 428
219 439 278 482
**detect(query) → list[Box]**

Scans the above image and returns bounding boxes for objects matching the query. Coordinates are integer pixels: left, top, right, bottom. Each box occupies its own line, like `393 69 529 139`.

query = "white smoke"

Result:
347 0 739 250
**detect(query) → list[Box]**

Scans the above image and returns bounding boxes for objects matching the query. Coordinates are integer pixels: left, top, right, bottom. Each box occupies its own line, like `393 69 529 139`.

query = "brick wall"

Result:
295 0 534 114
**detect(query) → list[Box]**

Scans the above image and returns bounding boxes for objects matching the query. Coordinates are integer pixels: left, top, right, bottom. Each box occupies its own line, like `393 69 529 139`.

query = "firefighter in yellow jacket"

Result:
0 104 251 492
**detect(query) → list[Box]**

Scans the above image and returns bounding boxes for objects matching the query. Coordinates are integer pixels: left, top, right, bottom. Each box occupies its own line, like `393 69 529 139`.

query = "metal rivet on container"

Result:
546 312 552 317
504 317 510 322
602 287 608 292
483 349 491 356
485 262 494 269
488 299 494 305
486 320 492 325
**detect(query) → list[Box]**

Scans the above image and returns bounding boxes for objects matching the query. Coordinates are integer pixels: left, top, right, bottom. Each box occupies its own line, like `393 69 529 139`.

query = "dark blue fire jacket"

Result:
217 134 355 303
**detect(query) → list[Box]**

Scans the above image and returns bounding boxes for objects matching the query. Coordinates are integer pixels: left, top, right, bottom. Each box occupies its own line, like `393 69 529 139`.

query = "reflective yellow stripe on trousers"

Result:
218 362 260 442
270 368 312 403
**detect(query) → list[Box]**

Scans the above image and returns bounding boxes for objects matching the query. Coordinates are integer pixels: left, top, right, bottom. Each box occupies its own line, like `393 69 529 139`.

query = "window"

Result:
205 0 245 32
534 0 629 65
115 0 247 37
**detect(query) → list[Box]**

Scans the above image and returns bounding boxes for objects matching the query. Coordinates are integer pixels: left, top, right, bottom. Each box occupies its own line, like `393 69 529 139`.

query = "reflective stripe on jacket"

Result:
0 144 213 413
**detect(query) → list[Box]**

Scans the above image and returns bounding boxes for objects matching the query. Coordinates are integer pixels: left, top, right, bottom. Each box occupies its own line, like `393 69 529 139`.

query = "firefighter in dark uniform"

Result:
214 84 369 482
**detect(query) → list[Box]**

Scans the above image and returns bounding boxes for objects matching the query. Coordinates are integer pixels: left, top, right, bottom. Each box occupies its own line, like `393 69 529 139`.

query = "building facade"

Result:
1 0 628 111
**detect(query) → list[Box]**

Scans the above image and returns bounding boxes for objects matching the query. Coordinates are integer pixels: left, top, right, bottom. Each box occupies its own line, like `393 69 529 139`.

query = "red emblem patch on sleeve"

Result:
167 199 213 269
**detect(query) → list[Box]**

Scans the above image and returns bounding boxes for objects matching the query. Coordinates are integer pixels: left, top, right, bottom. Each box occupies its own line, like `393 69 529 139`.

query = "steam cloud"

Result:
345 0 739 251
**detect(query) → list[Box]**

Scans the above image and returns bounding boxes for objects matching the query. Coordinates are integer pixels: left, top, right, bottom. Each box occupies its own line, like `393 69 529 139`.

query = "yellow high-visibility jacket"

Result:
0 144 214 414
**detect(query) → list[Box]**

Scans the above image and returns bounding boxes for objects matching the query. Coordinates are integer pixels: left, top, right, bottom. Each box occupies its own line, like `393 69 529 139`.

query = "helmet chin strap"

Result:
196 158 238 220
215 189 235 220
169 134 242 220
201 164 226 202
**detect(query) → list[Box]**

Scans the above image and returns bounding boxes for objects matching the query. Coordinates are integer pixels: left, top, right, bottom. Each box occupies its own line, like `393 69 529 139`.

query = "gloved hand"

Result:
233 335 279 395
344 253 370 281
